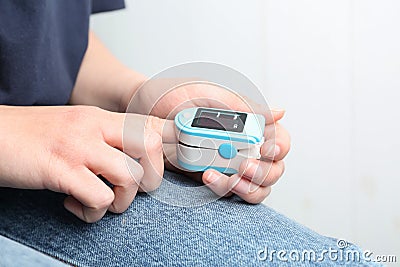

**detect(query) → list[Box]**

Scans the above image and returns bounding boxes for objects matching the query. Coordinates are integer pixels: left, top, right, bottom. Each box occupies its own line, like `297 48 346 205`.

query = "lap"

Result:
0 171 379 267
0 235 68 267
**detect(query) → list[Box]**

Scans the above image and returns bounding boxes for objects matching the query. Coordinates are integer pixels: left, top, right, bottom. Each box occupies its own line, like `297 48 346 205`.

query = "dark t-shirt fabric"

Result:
0 0 125 106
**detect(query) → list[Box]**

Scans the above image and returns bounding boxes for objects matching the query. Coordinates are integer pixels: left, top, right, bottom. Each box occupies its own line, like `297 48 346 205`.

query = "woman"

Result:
0 1 378 266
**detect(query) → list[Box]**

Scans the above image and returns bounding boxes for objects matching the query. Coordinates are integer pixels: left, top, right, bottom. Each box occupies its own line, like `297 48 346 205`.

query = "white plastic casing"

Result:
175 107 265 174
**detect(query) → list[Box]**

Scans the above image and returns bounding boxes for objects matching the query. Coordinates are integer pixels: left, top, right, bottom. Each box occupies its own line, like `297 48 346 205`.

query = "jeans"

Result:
0 171 381 267
0 235 69 267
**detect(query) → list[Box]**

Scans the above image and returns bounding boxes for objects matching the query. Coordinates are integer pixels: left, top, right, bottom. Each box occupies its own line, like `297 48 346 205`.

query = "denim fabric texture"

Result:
0 171 382 267
0 235 68 267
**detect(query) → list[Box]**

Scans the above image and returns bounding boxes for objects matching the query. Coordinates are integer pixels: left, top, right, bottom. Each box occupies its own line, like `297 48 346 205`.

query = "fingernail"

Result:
205 171 219 183
232 179 250 194
263 144 273 157
246 162 258 176
263 144 280 158
271 108 286 113
274 145 281 157
248 182 260 193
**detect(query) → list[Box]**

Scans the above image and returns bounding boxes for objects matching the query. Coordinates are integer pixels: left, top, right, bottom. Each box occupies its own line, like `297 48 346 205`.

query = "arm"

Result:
69 31 145 112
0 33 173 221
70 31 291 205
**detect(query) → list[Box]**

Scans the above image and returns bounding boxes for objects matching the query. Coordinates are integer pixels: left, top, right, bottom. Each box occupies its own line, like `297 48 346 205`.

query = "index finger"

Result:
144 115 178 144
101 111 178 153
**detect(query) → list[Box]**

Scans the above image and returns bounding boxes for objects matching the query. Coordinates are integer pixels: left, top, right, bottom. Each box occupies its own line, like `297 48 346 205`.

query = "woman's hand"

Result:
202 113 289 204
0 105 176 222
131 83 291 204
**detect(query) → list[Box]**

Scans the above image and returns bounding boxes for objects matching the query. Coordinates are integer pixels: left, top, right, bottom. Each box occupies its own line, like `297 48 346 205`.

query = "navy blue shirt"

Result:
0 0 125 106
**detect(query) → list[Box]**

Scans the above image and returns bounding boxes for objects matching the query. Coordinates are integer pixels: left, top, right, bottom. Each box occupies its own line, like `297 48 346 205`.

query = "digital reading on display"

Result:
191 108 247 133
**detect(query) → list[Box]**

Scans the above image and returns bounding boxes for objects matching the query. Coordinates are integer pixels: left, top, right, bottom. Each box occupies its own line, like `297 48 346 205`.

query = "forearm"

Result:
70 31 146 112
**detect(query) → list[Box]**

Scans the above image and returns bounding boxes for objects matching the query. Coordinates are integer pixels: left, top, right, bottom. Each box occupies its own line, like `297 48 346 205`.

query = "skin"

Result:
132 82 290 203
0 32 290 222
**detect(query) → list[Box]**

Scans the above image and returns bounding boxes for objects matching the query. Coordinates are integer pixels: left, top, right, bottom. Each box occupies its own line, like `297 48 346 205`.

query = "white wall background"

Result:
91 0 400 261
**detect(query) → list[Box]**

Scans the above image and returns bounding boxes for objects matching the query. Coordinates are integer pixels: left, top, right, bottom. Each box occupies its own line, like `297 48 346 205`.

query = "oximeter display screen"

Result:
191 108 247 132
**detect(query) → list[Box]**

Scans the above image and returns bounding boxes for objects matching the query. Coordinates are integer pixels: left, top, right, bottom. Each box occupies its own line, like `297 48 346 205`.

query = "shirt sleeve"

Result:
91 0 125 14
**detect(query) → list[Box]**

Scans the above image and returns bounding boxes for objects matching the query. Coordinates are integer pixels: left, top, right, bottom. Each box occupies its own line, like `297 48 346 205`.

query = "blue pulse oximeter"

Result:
175 107 265 174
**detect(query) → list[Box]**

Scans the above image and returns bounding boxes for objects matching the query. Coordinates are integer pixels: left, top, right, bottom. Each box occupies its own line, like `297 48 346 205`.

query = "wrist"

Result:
118 70 147 113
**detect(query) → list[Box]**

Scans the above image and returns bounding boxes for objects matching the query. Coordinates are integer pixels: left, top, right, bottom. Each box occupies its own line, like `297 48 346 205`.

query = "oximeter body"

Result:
175 107 265 174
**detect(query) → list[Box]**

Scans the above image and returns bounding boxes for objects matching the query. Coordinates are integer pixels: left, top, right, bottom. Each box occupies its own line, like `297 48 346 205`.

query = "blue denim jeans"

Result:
0 171 381 267
0 235 68 267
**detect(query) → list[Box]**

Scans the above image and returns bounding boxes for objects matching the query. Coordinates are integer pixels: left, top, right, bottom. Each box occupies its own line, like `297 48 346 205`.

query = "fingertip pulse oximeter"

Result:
175 107 265 174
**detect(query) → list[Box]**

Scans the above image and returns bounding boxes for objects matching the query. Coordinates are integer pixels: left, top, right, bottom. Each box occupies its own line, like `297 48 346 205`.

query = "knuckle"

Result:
264 171 275 186
145 115 164 133
47 139 82 172
263 162 284 186
271 161 284 180
246 188 271 204
260 172 271 187
144 131 163 153
120 175 138 188
47 107 105 172
59 106 102 127
259 177 269 188
239 160 251 175
245 193 264 204
61 106 88 123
